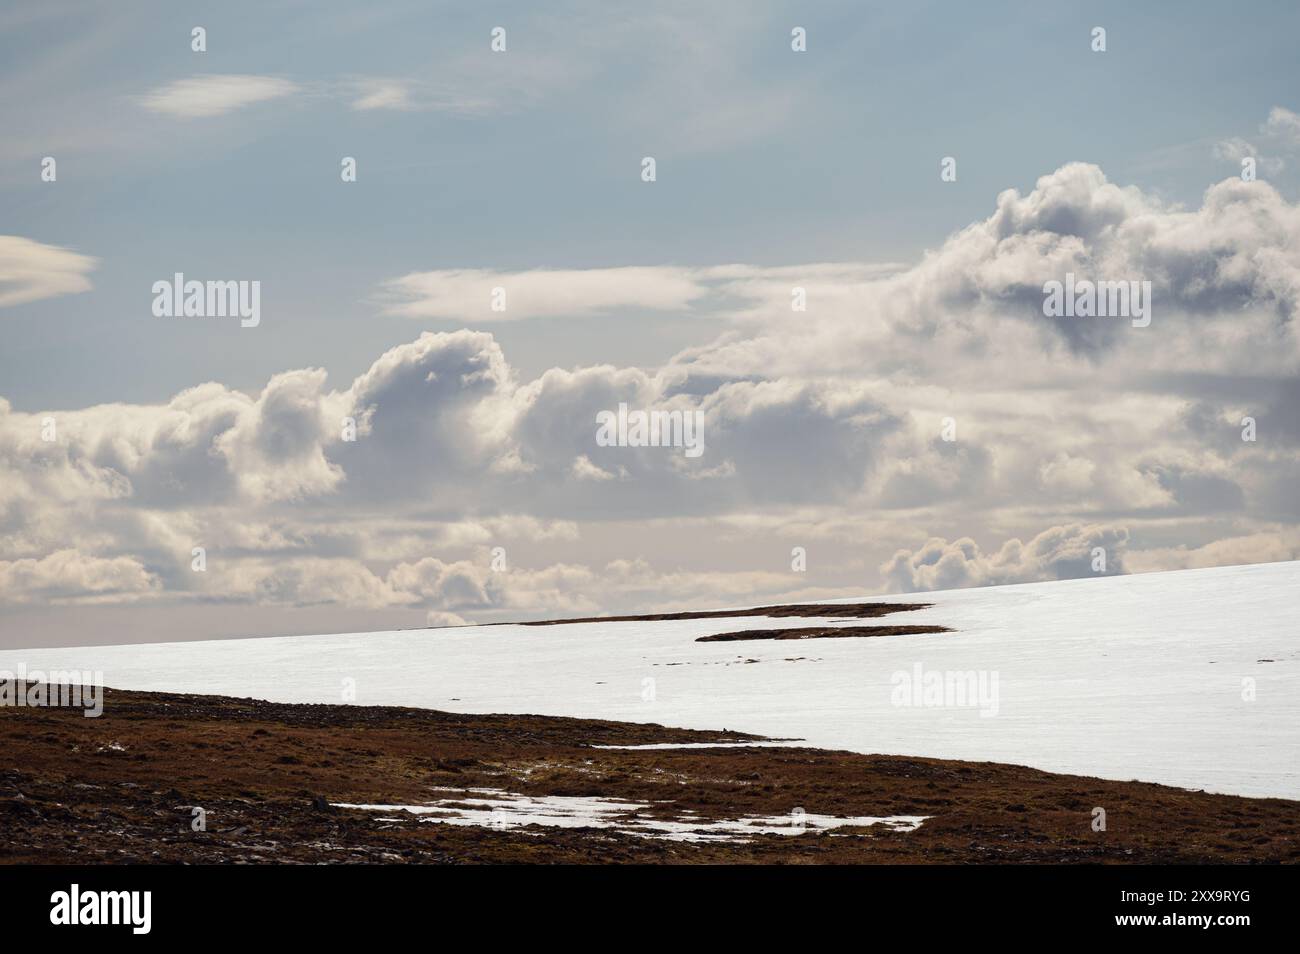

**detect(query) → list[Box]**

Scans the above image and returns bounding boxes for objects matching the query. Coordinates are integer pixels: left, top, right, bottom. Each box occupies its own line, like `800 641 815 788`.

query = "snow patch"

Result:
334 788 927 842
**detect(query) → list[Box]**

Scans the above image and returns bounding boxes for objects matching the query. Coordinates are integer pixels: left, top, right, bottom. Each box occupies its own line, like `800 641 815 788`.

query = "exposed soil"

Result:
697 624 952 643
3 686 1297 864
505 602 933 626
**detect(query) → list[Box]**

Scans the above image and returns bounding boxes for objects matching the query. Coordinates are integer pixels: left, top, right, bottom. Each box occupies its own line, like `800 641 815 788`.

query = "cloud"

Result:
1127 528 1300 573
699 379 899 503
333 330 520 500
216 368 344 502
881 524 1130 592
219 557 412 609
425 610 469 627
1212 106 1300 178
0 236 97 308
1 374 343 512
0 549 158 604
670 163 1300 428
139 75 299 118
571 455 616 481
385 555 830 621
378 262 902 323
349 79 413 111
379 267 715 321
0 323 907 613
1212 137 1285 175
1263 106 1300 146
387 557 495 610
369 145 1298 370
342 76 505 115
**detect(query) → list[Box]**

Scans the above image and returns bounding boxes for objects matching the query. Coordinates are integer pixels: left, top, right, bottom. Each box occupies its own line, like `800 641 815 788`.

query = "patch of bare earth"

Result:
2 687 1297 864
502 602 933 626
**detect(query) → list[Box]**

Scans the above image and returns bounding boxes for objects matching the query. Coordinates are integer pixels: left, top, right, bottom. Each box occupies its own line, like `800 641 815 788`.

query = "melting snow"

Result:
334 788 927 842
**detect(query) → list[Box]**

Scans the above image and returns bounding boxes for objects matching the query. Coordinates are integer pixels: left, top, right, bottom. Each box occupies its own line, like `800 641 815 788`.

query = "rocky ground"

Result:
2 686 1297 864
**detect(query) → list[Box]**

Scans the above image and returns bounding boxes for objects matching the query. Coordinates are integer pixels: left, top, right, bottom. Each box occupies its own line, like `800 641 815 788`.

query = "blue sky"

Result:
5 0 1299 404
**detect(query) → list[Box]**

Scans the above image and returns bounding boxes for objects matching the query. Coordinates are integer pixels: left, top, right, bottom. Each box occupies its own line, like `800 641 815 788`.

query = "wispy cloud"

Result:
378 263 903 321
349 79 414 111
0 235 97 308
1212 136 1285 175
139 74 299 118
379 267 714 320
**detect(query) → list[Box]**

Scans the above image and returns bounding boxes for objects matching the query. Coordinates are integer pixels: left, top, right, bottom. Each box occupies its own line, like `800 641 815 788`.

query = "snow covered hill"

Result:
3 561 1296 800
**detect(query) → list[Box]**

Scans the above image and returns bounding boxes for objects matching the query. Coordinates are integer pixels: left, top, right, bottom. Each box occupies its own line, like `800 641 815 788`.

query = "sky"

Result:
2 0 1299 647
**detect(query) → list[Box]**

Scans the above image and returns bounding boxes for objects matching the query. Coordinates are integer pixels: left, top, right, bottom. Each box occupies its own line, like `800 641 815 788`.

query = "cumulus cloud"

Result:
676 162 1300 388
1 376 342 514
0 236 97 308
881 524 1130 592
139 75 299 118
0 309 909 614
0 549 158 604
380 163 1300 381
216 368 343 502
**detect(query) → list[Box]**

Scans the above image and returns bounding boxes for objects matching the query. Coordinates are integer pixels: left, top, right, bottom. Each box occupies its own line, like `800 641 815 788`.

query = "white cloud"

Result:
1263 106 1300 146
1212 106 1300 178
380 267 715 321
220 557 412 609
1212 136 1285 175
349 79 413 111
881 524 1131 592
215 368 344 502
571 455 616 481
139 74 299 118
0 235 97 308
378 262 903 323
673 162 1300 392
0 549 157 604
